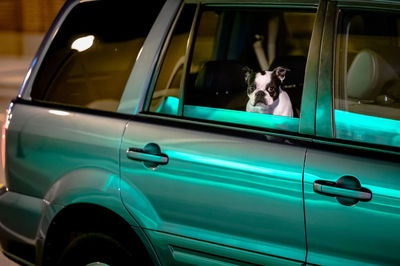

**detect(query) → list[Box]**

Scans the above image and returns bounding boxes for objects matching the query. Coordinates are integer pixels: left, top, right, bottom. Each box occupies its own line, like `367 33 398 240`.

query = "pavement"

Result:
0 55 32 266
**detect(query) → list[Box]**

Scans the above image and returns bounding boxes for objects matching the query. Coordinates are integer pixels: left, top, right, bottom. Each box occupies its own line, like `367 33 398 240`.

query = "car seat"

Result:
346 49 400 120
186 60 248 111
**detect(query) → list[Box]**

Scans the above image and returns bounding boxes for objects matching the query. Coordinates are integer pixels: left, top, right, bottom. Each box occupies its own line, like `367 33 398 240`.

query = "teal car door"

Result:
304 147 400 265
120 121 307 265
304 2 400 264
118 0 324 264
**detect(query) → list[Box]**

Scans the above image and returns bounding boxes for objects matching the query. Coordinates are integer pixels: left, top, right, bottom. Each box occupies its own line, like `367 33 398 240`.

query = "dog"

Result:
244 66 293 117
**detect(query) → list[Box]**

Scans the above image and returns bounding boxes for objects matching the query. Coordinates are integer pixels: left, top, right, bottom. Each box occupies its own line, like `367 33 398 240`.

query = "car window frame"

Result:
18 0 170 116
140 0 324 139
118 0 180 115
316 0 400 153
19 0 79 100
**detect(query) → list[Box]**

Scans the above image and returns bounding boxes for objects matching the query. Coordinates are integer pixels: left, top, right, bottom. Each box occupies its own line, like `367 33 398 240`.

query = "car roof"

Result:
187 0 398 4
336 0 400 4
67 0 400 7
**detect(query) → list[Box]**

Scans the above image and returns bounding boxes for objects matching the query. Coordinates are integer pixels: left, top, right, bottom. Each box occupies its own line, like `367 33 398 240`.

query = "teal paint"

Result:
156 96 299 132
185 105 299 131
335 109 400 147
304 148 400 265
120 120 307 263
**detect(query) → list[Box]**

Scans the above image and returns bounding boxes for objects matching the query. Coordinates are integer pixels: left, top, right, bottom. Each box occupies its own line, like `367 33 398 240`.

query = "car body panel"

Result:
120 119 307 264
186 0 319 5
146 229 302 265
336 0 400 8
315 0 334 138
299 0 325 136
4 103 126 199
120 0 320 263
0 102 138 263
305 1 400 264
0 191 43 245
304 147 400 265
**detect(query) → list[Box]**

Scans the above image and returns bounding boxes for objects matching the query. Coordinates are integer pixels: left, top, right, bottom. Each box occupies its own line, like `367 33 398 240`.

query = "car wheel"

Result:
57 232 139 266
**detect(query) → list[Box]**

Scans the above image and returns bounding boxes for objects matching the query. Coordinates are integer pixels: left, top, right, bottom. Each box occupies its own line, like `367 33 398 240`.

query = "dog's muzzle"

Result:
254 91 267 106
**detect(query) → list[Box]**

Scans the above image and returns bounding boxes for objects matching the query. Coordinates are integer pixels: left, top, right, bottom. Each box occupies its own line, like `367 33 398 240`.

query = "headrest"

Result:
269 56 306 80
347 49 398 100
269 56 306 91
194 60 246 95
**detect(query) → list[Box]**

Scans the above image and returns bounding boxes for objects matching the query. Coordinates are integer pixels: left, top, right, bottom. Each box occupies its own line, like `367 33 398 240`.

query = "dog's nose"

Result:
255 91 265 98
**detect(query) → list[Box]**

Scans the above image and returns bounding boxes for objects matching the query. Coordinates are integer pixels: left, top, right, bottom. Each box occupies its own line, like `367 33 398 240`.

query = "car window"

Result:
334 9 400 147
147 4 316 132
149 4 197 114
30 1 164 112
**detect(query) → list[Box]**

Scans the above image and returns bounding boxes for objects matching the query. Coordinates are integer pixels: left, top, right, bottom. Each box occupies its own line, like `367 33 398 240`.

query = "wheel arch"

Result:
35 169 160 265
40 202 158 266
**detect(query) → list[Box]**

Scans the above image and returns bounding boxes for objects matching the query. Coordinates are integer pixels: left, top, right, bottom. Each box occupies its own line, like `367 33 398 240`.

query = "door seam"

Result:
302 147 309 264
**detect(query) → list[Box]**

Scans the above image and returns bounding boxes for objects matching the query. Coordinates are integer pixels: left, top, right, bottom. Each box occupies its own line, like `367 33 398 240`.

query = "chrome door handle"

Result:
127 148 168 164
314 180 372 200
313 176 372 206
126 143 168 168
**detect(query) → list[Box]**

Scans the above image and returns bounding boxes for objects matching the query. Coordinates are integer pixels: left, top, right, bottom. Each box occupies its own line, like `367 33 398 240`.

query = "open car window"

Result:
147 4 316 133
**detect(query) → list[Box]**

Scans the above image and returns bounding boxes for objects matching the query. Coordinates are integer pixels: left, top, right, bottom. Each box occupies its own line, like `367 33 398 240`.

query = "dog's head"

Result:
244 66 289 107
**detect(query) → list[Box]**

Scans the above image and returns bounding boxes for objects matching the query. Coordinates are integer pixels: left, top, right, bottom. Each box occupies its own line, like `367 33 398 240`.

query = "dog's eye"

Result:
267 87 274 92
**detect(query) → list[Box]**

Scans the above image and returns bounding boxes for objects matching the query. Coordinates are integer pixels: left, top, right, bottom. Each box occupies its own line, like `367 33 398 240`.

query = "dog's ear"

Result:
242 66 253 83
273 66 290 82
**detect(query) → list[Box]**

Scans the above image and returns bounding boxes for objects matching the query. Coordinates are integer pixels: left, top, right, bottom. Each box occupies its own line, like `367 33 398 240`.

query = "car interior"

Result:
151 8 315 119
30 1 162 112
339 13 400 121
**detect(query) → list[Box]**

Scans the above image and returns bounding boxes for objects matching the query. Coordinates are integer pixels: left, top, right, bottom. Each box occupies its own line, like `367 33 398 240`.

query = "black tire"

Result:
57 232 138 266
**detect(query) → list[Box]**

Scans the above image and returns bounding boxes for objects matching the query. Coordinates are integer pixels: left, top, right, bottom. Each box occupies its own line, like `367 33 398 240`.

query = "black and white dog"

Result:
244 66 293 117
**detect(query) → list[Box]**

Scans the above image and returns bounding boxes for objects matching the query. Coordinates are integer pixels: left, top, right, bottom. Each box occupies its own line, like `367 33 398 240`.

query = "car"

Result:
0 0 399 265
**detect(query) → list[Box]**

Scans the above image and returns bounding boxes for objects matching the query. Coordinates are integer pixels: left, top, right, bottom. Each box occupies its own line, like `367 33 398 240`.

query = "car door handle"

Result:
314 180 372 200
313 176 372 206
127 148 168 164
126 143 168 168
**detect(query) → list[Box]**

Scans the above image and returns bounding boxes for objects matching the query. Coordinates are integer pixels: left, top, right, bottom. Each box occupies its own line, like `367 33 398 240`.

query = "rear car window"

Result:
147 4 316 133
30 0 164 112
334 9 400 147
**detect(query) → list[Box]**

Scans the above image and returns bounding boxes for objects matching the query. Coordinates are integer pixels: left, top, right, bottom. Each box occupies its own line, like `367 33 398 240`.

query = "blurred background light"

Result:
71 35 95 52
